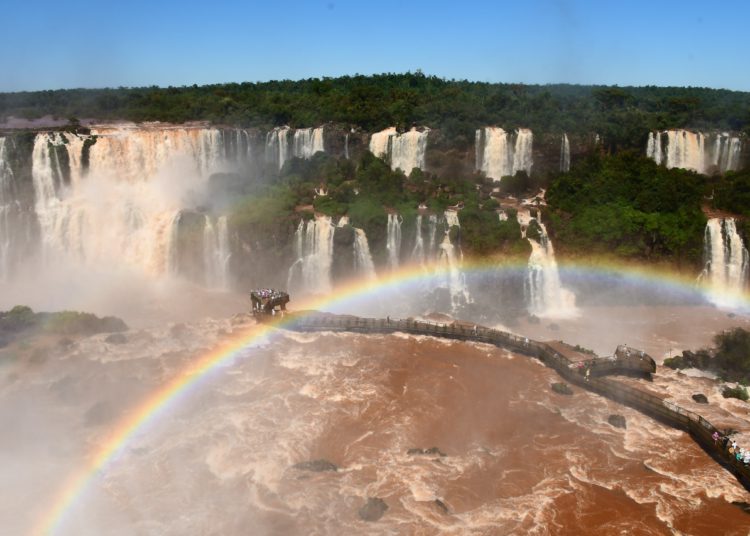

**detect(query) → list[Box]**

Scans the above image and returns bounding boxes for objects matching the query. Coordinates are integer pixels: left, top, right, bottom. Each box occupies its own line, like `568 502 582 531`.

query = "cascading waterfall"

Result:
475 127 533 181
166 211 182 275
292 127 325 159
520 210 577 318
560 133 570 172
516 208 532 239
266 126 291 171
0 138 13 280
646 130 742 173
353 228 377 280
369 127 429 172
88 126 226 182
714 135 742 173
512 129 534 175
437 210 471 309
700 218 749 306
386 213 402 270
369 127 397 160
202 215 231 290
646 131 663 166
344 133 350 160
287 216 335 294
32 132 73 263
427 214 438 258
390 127 429 173
29 128 232 279
411 214 426 266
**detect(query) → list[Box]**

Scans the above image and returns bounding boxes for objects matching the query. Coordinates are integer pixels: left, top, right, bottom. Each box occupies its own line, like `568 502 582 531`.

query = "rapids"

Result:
4 304 750 535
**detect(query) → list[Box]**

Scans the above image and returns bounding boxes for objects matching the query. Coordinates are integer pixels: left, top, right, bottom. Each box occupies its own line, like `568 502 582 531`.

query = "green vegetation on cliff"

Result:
3 73 749 148
0 305 127 347
227 146 720 268
546 152 707 264
664 328 750 384
710 169 750 238
228 150 528 260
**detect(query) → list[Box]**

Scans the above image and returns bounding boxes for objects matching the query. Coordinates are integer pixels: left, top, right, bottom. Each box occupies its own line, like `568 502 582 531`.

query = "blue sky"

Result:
1 0 748 92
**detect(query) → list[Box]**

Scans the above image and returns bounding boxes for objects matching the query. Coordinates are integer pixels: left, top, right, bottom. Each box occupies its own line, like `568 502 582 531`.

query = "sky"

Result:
1 0 748 92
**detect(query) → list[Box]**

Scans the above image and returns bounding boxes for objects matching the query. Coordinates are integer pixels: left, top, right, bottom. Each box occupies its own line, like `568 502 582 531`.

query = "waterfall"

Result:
166 211 182 275
411 214 425 266
287 216 335 294
26 127 240 279
560 133 570 172
292 127 325 159
427 214 438 258
353 228 377 280
667 130 705 172
344 133 350 160
516 208 532 239
646 131 663 165
203 215 231 289
390 128 429 173
266 126 291 171
476 127 533 181
512 129 534 175
386 213 402 270
0 138 12 280
520 212 577 318
647 130 742 174
437 211 471 309
700 218 748 306
88 126 226 182
32 133 72 263
476 127 511 180
369 127 396 159
713 134 742 173
2 126 262 289
444 210 460 228
369 127 428 172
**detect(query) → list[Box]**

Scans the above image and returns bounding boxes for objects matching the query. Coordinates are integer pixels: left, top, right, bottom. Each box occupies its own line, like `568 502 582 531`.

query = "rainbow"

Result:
35 259 750 535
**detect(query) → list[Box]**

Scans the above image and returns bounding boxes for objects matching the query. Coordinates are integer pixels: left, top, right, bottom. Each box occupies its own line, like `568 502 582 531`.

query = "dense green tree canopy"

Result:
2 73 749 150
546 152 707 263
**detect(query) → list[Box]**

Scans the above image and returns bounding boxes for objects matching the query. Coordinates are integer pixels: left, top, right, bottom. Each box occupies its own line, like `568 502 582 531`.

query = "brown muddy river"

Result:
3 304 750 535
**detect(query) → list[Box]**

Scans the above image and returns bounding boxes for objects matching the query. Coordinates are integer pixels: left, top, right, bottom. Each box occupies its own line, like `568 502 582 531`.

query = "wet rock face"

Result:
292 459 338 472
608 414 627 429
551 382 573 395
692 393 709 404
358 497 388 522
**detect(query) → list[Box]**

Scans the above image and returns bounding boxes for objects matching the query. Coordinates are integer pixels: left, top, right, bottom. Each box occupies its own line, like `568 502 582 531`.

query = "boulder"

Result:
105 333 127 345
433 499 449 514
551 382 573 396
608 414 627 429
407 447 447 457
358 497 388 522
292 459 338 472
691 393 709 404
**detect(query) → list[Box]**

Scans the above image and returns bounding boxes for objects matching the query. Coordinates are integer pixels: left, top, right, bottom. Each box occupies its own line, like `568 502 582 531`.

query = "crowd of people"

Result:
714 431 750 465
252 288 286 301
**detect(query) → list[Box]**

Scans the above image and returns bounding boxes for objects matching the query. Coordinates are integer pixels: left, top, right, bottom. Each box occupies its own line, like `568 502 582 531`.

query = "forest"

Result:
2 72 750 151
